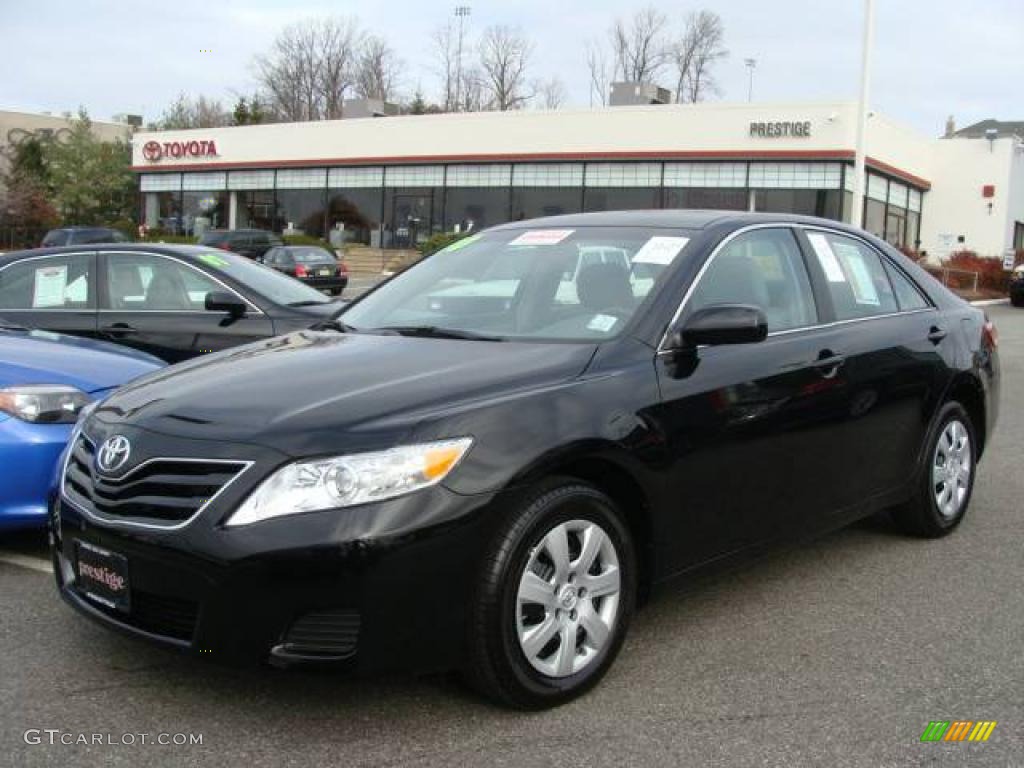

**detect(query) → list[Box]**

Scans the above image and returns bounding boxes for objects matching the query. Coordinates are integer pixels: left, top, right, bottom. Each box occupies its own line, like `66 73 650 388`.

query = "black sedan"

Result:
51 211 1000 709
1010 264 1024 307
262 245 349 296
0 245 340 363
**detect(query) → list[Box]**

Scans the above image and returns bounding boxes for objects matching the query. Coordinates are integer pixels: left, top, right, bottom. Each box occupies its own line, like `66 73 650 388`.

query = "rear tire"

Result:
1011 293 1024 308
891 402 977 538
465 479 636 709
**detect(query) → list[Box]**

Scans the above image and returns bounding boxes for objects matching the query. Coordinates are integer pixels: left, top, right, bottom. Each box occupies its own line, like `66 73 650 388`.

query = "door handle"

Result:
927 326 947 344
813 349 846 379
100 323 138 338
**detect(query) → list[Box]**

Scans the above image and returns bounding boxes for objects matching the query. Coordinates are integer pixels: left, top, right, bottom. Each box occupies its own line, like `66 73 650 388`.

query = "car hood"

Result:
0 328 164 393
93 331 597 456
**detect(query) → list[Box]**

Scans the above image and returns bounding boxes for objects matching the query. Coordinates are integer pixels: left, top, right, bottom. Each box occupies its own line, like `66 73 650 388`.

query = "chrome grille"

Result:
63 435 248 527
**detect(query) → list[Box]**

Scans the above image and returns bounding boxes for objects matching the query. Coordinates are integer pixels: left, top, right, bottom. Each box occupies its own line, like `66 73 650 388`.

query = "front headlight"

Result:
0 385 91 424
225 438 473 527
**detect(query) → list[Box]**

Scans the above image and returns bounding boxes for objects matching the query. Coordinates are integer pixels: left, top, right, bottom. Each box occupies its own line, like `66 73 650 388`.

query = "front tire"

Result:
891 402 978 538
465 479 636 709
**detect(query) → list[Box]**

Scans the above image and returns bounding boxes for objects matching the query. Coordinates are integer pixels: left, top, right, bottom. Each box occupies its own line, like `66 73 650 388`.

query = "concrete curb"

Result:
970 298 1010 307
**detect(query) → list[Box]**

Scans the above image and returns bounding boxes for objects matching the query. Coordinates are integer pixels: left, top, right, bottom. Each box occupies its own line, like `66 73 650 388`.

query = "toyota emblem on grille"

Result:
96 435 132 474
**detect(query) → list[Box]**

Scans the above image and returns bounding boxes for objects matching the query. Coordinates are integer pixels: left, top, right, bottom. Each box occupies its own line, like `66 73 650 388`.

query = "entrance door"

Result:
389 192 434 249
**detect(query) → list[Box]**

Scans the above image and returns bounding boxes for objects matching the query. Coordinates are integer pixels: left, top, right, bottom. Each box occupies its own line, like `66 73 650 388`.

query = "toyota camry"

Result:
50 211 1000 708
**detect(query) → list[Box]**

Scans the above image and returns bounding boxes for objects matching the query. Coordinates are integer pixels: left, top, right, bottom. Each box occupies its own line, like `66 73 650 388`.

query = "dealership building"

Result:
131 101 1024 260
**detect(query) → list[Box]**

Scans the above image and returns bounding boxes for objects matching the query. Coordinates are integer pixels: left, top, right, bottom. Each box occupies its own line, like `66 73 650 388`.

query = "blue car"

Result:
0 325 163 531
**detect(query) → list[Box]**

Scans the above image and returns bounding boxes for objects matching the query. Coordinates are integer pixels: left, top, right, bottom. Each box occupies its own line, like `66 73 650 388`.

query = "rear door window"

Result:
805 231 899 320
0 253 96 309
884 261 930 311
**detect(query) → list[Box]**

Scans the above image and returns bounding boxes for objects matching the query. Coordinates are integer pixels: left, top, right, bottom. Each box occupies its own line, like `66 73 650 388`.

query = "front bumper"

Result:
52 481 502 673
0 418 72 532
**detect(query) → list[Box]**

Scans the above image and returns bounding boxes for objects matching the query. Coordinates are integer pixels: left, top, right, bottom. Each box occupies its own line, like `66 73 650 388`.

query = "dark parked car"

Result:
1010 264 1024 307
0 245 340 363
51 212 1000 709
199 229 283 260
41 227 129 248
262 245 349 296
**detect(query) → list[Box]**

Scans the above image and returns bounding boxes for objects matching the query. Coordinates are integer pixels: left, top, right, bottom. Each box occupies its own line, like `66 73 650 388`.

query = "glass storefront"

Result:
327 189 384 246
275 189 326 238
444 187 511 231
140 161 926 249
510 188 581 220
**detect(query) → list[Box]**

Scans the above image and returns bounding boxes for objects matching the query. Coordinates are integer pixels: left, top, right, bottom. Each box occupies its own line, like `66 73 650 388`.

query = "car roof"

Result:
487 209 873 236
0 243 227 266
48 226 118 233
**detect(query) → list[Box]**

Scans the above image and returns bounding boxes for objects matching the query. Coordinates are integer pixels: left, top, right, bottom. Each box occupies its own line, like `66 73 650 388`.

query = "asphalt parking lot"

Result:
1 303 1021 768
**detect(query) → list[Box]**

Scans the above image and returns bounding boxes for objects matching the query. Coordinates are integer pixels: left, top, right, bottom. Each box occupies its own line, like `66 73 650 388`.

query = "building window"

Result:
140 173 181 193
512 164 584 187
863 198 886 239
182 191 228 237
584 163 661 188
444 187 511 231
665 188 748 210
182 172 227 191
228 170 275 191
446 164 512 187
754 189 842 220
384 166 444 187
748 162 842 190
237 191 276 231
276 189 327 237
664 163 746 188
329 167 384 188
328 189 383 247
583 188 660 212
510 188 582 220
276 169 327 189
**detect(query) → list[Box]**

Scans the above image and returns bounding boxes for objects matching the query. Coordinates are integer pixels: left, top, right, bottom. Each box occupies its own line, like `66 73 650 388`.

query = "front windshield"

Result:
341 226 693 341
201 251 332 306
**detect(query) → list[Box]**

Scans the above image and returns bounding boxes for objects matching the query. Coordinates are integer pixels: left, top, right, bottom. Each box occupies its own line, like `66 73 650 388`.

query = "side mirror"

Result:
668 304 767 349
205 291 247 318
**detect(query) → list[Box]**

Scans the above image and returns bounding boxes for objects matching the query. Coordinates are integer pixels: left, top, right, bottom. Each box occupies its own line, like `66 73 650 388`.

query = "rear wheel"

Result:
465 480 636 709
891 402 977 537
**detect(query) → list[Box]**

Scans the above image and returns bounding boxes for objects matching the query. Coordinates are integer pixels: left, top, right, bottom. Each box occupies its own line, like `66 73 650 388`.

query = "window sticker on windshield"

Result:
806 233 847 283
632 236 690 265
198 253 229 269
33 265 68 308
587 314 618 333
509 229 574 246
832 242 881 305
439 233 482 253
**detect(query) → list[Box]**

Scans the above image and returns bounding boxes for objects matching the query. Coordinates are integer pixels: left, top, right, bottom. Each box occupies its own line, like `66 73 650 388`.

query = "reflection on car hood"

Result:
0 328 164 393
93 331 596 456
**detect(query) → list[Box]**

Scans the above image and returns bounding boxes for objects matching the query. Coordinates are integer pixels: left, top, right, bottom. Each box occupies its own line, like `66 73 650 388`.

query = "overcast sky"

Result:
2 0 1021 136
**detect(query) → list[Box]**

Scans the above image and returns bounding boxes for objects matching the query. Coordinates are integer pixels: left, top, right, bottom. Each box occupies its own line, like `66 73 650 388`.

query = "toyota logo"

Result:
142 141 162 162
96 435 132 474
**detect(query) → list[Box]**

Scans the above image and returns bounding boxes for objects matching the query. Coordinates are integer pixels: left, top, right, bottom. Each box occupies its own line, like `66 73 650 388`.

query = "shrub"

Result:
283 234 330 248
943 250 1011 292
418 231 469 255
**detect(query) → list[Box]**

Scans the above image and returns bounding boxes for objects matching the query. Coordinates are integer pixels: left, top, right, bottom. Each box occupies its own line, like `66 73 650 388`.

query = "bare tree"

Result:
478 25 533 111
585 40 611 106
255 17 360 121
155 93 230 130
458 67 487 112
355 35 403 101
535 77 568 110
431 22 459 111
673 10 728 103
610 7 669 83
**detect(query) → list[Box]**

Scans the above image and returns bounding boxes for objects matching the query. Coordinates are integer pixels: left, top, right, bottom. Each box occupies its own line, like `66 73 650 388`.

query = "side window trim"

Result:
0 251 98 311
99 251 263 314
657 222 937 352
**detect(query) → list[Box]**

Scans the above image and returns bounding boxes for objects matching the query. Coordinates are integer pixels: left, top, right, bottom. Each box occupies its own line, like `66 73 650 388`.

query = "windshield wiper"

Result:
309 318 359 333
288 300 330 307
376 326 506 342
0 322 29 332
